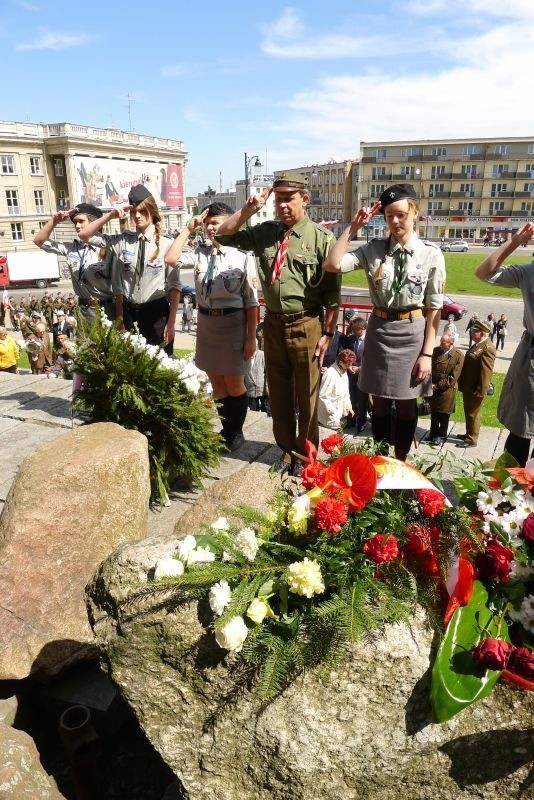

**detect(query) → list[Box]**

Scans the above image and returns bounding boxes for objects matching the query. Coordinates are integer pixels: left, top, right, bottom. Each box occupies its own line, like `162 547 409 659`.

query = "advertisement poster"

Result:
73 156 185 210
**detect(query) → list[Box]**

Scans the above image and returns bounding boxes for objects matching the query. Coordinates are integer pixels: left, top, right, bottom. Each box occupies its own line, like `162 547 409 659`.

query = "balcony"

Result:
429 172 453 180
451 172 482 180
450 191 478 198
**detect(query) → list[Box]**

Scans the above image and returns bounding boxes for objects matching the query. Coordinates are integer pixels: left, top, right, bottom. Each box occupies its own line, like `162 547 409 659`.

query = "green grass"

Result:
341 252 531 297
448 371 505 429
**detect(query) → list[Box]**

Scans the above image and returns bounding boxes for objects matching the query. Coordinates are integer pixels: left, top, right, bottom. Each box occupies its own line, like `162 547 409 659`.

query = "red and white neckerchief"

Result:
270 230 291 285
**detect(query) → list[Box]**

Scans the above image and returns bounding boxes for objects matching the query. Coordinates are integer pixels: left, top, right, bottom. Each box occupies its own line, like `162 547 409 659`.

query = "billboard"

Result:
72 156 185 210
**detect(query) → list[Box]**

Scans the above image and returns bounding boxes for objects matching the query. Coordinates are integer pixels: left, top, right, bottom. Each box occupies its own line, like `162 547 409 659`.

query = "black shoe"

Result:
456 433 467 440
271 457 292 475
428 437 443 446
224 432 245 452
456 440 476 448
289 461 304 478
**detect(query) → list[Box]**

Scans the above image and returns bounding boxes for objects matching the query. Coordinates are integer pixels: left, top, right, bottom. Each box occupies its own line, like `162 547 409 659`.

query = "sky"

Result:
2 0 534 196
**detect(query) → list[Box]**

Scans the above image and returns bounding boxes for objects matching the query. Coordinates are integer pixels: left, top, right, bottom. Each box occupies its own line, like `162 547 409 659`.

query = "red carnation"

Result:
472 638 514 671
520 512 534 543
301 460 328 490
363 533 400 564
508 647 534 682
321 433 344 455
475 539 514 583
314 497 348 534
404 524 432 556
417 489 446 517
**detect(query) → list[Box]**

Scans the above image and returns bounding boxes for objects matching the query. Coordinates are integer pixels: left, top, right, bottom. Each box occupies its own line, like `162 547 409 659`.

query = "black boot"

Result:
371 414 391 455
224 393 248 452
394 417 418 461
216 396 230 450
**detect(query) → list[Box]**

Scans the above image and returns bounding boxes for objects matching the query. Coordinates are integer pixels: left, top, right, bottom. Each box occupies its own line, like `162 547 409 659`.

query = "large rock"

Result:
0 721 66 799
88 466 534 800
0 422 150 680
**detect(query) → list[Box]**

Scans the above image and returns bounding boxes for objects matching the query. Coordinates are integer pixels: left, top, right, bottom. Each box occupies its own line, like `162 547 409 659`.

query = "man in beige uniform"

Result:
216 173 341 474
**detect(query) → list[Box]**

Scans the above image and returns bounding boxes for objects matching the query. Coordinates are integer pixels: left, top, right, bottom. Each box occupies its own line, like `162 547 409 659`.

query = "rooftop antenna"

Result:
126 93 134 131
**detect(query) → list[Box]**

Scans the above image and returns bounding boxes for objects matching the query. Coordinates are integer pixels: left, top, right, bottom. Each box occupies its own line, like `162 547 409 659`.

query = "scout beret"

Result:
472 319 492 333
128 184 153 206
273 171 308 191
70 203 103 219
379 183 417 210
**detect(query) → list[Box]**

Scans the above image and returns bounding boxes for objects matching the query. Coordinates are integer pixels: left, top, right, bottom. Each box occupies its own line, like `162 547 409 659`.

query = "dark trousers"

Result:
0 365 17 373
430 410 450 438
124 297 173 356
504 432 532 467
348 372 369 428
263 312 322 458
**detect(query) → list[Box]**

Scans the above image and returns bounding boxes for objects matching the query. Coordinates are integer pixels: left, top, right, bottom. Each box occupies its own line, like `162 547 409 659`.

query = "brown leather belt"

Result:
266 307 320 322
373 307 423 321
198 306 244 317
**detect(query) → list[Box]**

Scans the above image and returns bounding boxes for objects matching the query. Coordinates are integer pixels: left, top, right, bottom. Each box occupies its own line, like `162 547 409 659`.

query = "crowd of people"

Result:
1 177 532 474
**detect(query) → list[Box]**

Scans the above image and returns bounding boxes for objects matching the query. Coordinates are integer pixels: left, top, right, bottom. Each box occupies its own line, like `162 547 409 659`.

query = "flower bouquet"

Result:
73 310 221 505
149 434 534 720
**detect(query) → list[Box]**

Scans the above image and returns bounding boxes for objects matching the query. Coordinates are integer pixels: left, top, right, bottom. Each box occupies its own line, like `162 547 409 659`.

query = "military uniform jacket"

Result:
216 216 340 314
430 346 464 414
458 338 496 395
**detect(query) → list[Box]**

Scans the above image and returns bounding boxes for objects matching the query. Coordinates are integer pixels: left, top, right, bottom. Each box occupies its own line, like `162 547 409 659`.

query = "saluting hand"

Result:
187 208 209 234
349 201 382 232
513 222 534 246
246 187 272 213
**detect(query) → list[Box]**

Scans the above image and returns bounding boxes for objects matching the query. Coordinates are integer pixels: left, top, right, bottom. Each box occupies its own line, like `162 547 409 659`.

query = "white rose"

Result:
188 546 216 564
235 527 259 561
286 557 325 598
209 580 232 616
215 616 248 652
176 534 197 563
153 557 184 580
211 516 230 531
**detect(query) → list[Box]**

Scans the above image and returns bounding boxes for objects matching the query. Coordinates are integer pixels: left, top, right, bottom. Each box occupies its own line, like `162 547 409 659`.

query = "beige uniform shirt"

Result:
179 243 258 311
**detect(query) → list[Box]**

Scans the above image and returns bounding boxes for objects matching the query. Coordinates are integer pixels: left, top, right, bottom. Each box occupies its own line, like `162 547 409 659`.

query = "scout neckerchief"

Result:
270 230 291 284
384 235 413 307
201 247 217 297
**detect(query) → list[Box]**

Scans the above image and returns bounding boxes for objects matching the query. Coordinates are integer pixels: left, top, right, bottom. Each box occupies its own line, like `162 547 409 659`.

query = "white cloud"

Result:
160 63 193 78
16 31 92 50
16 1 40 11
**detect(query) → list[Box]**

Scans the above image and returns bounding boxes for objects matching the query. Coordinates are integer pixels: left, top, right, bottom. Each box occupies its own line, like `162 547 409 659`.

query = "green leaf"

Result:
431 580 509 723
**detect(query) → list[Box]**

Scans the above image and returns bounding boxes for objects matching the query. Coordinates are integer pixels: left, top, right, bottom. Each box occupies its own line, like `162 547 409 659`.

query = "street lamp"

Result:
244 153 262 227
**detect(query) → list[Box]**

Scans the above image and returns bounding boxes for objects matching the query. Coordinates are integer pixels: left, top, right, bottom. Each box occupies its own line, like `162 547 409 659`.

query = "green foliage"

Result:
72 314 221 504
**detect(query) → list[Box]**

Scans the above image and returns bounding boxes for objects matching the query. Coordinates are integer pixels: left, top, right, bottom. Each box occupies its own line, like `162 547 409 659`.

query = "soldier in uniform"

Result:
324 183 445 460
34 204 115 323
428 332 464 444
215 172 341 474
475 221 534 464
457 319 496 448
79 185 180 355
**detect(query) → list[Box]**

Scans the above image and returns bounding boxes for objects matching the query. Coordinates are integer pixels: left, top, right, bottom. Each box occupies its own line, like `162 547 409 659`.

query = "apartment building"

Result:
358 136 534 241
273 160 355 237
0 120 187 252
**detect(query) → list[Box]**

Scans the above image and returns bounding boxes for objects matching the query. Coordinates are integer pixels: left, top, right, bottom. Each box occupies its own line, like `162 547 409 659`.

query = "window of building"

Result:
57 189 68 209
1 155 15 174
431 165 446 178
489 201 505 212
401 147 420 158
491 183 508 197
371 149 387 159
428 183 444 195
431 146 447 156
428 201 443 211
325 174 329 185
492 164 509 177
458 202 473 214
462 145 481 156
311 172 318 185
527 144 534 154
6 190 20 215
521 202 533 212
338 172 344 184
494 144 511 155
318 173 323 185
10 222 23 241
523 183 534 193
372 166 386 178
331 173 336 184
34 189 45 214
53 158 64 177
370 184 385 197
460 183 474 194
461 164 478 178
30 156 42 175
331 192 336 203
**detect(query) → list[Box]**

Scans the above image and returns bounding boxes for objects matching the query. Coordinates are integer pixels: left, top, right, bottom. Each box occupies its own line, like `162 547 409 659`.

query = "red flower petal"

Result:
322 454 377 511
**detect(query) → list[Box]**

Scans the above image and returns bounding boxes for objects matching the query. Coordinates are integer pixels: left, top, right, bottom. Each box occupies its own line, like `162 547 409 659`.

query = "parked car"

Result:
440 240 469 252
441 294 468 321
181 284 196 308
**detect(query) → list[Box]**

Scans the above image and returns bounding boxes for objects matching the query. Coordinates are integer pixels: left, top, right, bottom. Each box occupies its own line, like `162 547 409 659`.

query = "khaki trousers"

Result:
263 312 322 458
462 392 484 445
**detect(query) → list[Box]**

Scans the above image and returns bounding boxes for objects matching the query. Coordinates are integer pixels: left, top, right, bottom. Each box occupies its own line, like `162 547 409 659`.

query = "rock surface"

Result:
0 422 150 680
0 721 66 799
88 465 534 800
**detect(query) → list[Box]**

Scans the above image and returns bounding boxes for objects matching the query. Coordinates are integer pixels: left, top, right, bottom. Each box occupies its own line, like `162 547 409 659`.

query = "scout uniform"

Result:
216 173 340 462
457 319 496 446
39 203 114 322
429 344 464 442
100 185 180 355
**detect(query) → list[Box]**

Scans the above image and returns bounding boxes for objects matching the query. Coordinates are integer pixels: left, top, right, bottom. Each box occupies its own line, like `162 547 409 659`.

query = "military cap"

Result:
379 183 417 210
128 184 153 206
70 203 103 219
472 319 492 334
273 171 308 191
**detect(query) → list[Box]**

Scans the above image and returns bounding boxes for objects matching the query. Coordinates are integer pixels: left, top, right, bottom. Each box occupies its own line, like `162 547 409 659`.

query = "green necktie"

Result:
389 249 406 305
134 235 146 287
201 251 217 297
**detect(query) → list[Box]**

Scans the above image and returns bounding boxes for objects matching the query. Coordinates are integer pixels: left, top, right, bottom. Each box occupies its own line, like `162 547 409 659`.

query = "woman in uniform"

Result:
165 202 258 451
33 204 115 323
324 184 445 460
78 185 180 355
475 222 534 465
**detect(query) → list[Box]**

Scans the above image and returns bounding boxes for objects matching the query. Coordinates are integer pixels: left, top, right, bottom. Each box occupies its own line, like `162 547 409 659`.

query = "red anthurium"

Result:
443 556 476 625
321 454 377 511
